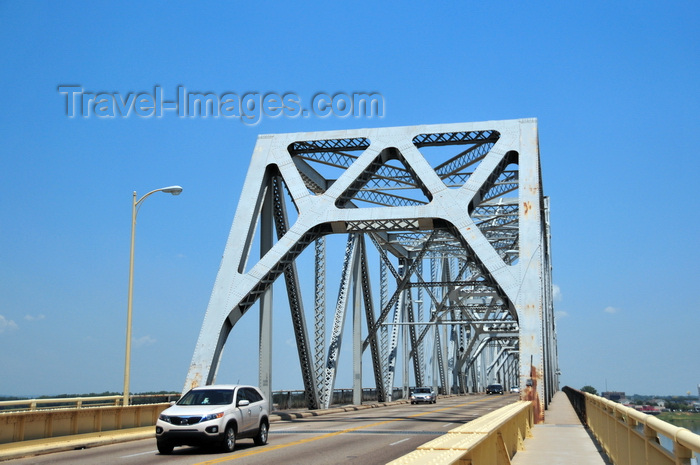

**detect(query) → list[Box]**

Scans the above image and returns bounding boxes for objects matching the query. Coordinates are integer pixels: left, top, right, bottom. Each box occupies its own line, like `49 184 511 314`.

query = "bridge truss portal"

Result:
184 119 558 422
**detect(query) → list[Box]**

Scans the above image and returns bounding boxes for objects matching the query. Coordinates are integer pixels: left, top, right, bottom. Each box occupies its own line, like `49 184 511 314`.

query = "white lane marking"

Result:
272 426 299 431
442 423 454 428
390 438 410 446
120 450 157 458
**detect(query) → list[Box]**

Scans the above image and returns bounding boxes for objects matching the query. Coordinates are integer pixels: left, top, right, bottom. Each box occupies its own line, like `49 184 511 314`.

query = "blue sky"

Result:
0 1 698 397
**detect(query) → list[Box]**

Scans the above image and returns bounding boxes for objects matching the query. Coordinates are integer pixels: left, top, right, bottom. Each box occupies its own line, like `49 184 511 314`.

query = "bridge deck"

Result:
512 391 610 464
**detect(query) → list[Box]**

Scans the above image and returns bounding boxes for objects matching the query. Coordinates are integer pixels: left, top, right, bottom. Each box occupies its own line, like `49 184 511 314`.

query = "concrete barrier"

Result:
388 401 533 464
0 403 169 444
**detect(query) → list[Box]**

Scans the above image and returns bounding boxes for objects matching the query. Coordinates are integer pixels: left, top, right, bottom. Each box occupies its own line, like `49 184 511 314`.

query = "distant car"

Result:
155 384 269 454
486 384 504 395
509 386 520 393
410 387 437 404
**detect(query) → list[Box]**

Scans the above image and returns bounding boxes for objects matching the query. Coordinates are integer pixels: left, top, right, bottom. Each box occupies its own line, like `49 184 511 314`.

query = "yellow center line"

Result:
194 396 497 464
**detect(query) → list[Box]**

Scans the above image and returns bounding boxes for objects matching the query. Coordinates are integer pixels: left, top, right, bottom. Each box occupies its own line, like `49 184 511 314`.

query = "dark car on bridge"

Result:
486 383 504 395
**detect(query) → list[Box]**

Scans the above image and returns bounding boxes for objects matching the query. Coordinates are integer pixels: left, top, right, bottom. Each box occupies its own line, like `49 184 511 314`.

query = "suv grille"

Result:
170 416 202 425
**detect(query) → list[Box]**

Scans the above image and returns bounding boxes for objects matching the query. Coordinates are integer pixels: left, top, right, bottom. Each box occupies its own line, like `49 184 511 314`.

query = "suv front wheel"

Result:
157 440 174 455
222 424 236 452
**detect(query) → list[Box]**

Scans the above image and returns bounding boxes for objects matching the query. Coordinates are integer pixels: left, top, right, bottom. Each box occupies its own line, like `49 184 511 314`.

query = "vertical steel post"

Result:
314 238 326 402
379 256 389 397
518 120 546 422
396 259 411 398
259 185 273 404
352 237 363 406
323 234 358 408
432 321 439 395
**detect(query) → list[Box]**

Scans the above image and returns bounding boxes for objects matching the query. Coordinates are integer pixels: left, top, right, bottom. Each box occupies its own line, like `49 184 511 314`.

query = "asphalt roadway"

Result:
5 394 517 465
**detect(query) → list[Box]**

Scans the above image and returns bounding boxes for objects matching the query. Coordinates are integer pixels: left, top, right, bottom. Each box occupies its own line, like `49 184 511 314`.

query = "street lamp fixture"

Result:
123 186 182 406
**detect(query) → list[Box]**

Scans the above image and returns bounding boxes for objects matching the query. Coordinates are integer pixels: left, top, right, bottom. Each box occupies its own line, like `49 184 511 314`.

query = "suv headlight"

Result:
203 412 224 422
159 414 171 423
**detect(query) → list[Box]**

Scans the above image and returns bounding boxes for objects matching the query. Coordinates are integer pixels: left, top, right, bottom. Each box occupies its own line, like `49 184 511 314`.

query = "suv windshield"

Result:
414 388 431 393
177 389 234 406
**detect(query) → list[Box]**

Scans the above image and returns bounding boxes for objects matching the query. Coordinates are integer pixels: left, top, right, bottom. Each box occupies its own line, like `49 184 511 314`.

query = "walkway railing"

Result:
564 386 700 465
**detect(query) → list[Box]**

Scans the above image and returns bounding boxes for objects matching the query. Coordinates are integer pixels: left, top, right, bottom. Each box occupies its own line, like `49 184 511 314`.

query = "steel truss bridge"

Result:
184 119 558 423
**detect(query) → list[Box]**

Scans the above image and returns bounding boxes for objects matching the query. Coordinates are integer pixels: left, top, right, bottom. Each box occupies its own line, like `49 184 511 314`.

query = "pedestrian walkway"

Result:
511 391 611 465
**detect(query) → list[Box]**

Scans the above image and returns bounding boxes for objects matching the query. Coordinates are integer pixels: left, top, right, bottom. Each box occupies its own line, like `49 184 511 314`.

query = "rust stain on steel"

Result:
185 369 202 391
524 363 544 424
523 201 532 217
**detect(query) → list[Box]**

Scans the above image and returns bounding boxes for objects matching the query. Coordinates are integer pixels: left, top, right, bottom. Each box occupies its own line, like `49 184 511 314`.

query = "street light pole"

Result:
123 186 182 406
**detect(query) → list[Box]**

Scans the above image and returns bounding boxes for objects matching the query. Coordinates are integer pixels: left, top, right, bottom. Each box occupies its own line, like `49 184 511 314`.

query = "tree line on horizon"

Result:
580 385 699 409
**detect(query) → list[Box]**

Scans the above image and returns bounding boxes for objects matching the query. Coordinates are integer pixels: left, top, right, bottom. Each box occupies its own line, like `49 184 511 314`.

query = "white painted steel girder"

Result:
183 119 556 420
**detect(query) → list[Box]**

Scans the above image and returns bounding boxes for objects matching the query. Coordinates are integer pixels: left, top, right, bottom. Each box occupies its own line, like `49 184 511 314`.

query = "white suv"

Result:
155 384 269 454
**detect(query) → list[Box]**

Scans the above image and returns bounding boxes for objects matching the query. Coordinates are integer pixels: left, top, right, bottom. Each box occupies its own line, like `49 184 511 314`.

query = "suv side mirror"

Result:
237 399 250 407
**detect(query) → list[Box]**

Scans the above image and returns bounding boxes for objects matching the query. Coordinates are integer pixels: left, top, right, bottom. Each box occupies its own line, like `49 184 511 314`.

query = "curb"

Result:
269 399 410 421
0 427 154 462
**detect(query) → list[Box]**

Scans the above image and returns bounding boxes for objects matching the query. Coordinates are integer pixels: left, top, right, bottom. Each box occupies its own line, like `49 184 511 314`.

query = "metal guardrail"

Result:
0 394 180 412
388 401 533 464
564 386 700 465
0 389 404 413
272 388 405 410
0 395 123 411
